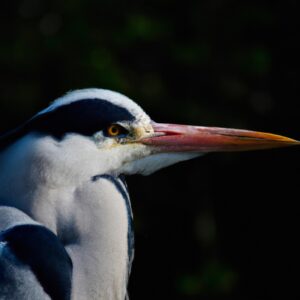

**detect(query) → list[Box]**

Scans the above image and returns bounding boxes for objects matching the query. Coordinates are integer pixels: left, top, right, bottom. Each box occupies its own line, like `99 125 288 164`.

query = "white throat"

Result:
0 134 132 300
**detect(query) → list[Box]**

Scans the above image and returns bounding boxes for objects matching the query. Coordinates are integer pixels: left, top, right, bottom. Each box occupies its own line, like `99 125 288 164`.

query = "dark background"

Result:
1 1 299 299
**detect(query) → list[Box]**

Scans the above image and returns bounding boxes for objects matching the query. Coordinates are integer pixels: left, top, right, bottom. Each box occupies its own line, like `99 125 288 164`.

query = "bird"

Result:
0 88 298 300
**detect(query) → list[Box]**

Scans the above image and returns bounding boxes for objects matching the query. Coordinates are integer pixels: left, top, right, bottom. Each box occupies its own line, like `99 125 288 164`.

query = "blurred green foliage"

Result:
2 0 296 128
178 261 237 295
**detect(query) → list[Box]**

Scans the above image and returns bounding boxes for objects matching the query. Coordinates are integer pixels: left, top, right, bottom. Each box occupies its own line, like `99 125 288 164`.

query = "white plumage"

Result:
0 89 297 300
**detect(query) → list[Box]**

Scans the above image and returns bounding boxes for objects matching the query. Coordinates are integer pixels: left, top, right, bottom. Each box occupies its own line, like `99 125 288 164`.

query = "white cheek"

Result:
120 152 202 175
97 139 116 149
102 144 151 174
93 131 119 149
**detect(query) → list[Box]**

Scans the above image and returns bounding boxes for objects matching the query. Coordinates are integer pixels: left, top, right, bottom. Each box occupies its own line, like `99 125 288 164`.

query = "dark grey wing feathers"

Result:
0 207 72 300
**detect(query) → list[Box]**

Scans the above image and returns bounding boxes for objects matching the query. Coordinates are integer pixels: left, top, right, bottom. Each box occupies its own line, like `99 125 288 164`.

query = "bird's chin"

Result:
119 152 201 175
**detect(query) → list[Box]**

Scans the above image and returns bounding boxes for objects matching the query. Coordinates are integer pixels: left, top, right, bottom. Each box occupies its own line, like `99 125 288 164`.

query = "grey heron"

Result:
0 89 298 299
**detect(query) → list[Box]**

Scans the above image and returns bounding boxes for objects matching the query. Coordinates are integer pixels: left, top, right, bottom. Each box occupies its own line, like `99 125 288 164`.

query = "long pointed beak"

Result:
140 122 300 152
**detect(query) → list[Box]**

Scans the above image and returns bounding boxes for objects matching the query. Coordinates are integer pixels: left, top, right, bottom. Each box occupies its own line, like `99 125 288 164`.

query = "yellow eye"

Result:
107 124 121 136
106 124 128 137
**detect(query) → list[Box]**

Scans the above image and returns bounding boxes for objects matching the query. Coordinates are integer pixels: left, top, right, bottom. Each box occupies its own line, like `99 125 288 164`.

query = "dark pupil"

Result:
111 126 118 134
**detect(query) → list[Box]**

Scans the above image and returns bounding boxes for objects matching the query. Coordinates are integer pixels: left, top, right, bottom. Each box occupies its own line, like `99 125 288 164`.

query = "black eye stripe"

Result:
0 99 135 149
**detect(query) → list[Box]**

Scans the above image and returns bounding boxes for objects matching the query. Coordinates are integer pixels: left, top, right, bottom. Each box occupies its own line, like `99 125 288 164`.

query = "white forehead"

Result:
39 88 150 123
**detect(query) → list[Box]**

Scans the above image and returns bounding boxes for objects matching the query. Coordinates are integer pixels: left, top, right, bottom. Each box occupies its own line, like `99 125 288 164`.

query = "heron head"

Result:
2 88 298 179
